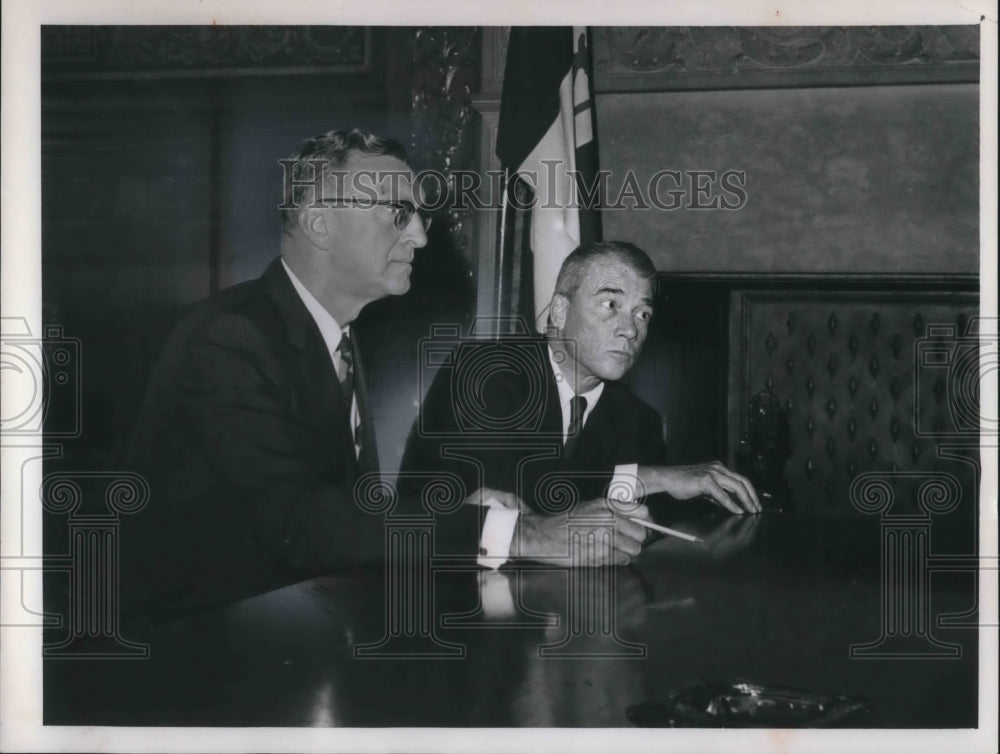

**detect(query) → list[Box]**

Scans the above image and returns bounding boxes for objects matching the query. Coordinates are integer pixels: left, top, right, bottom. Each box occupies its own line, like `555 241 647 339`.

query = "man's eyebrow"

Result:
594 285 624 295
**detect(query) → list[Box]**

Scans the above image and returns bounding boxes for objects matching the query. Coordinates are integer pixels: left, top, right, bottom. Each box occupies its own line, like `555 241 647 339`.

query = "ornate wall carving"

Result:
593 26 979 91
409 27 481 260
41 26 370 77
479 26 510 95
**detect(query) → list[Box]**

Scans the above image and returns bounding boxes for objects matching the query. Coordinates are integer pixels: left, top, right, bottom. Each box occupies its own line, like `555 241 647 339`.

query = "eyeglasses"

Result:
323 197 433 232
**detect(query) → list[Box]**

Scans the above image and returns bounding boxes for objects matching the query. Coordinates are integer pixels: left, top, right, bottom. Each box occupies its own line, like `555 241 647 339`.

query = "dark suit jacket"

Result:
122 259 418 616
400 337 668 519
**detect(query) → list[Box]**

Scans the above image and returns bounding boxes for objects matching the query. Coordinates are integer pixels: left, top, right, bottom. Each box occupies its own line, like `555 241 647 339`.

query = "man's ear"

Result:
298 207 329 249
550 293 569 330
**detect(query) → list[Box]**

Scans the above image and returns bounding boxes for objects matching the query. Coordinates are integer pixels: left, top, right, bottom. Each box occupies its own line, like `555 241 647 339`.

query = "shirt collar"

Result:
281 257 345 357
547 345 605 410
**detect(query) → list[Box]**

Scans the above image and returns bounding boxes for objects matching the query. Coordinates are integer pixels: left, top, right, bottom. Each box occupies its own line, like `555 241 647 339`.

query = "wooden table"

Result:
44 511 979 727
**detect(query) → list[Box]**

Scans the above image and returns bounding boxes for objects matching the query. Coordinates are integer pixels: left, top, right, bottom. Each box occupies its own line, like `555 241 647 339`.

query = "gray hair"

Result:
553 240 658 301
279 129 409 234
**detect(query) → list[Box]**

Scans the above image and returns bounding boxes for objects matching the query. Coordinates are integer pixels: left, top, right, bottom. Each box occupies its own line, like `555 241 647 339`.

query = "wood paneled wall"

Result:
597 83 978 275
40 27 414 463
588 26 980 486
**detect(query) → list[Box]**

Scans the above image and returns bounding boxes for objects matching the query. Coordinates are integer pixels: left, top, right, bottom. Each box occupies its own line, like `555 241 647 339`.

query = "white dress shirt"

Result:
547 346 605 441
477 346 641 571
478 347 642 614
281 259 521 570
281 262 638 574
547 346 639 506
281 258 360 456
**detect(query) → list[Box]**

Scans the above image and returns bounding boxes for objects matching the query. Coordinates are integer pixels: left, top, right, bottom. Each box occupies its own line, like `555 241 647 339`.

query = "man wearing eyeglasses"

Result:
123 129 487 618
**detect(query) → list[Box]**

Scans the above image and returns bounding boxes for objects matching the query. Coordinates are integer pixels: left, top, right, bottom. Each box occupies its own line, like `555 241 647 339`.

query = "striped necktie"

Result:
336 329 355 400
336 329 362 458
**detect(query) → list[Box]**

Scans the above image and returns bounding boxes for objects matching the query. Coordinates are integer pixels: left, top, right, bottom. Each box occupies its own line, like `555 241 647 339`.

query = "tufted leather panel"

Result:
728 290 980 515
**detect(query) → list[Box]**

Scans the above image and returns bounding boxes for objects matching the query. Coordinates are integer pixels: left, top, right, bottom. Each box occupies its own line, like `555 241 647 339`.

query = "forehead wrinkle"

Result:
582 269 629 294
376 169 414 198
341 155 415 201
593 285 625 296
584 269 650 298
589 284 654 309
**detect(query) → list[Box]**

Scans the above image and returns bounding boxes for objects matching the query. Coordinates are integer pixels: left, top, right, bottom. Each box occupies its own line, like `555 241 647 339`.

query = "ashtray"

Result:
627 679 870 727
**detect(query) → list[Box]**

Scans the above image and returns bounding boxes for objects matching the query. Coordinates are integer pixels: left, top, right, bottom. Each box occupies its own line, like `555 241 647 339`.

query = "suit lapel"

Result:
540 345 564 437
539 345 614 465
350 328 380 475
574 386 613 463
260 260 359 474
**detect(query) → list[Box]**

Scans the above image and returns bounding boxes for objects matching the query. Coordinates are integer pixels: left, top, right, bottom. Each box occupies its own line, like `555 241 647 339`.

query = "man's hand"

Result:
640 462 761 514
463 487 524 510
513 498 651 567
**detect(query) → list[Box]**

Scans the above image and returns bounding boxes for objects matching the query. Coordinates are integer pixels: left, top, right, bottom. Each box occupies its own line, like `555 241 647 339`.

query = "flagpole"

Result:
495 166 510 340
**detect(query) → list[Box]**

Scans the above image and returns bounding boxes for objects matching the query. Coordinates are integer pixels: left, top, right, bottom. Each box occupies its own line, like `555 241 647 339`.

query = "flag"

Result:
496 27 601 331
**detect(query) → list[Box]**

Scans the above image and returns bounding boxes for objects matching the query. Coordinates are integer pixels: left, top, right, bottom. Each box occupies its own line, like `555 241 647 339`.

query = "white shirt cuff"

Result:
479 571 516 618
477 503 520 570
608 463 640 507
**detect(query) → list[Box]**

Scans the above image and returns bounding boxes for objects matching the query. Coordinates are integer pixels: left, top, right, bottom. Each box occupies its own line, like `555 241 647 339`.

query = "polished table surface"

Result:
45 511 979 727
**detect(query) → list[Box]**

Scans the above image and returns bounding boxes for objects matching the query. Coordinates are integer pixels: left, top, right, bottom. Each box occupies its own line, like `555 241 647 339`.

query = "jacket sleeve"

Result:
639 401 670 467
399 363 486 557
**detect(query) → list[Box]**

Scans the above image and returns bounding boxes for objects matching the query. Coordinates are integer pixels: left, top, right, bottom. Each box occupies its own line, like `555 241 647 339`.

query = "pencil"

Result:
628 517 701 543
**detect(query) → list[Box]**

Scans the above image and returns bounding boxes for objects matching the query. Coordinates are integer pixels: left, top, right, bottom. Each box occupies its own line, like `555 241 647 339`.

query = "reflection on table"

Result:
44 511 978 727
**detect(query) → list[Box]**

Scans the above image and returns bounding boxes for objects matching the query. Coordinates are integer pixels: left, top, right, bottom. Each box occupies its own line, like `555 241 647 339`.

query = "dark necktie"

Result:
336 329 355 401
336 329 362 458
563 395 588 459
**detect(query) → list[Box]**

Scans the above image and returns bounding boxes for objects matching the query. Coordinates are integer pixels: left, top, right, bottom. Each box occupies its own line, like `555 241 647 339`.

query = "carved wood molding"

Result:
41 26 371 79
593 26 980 92
479 26 510 96
409 27 481 260
657 272 980 288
